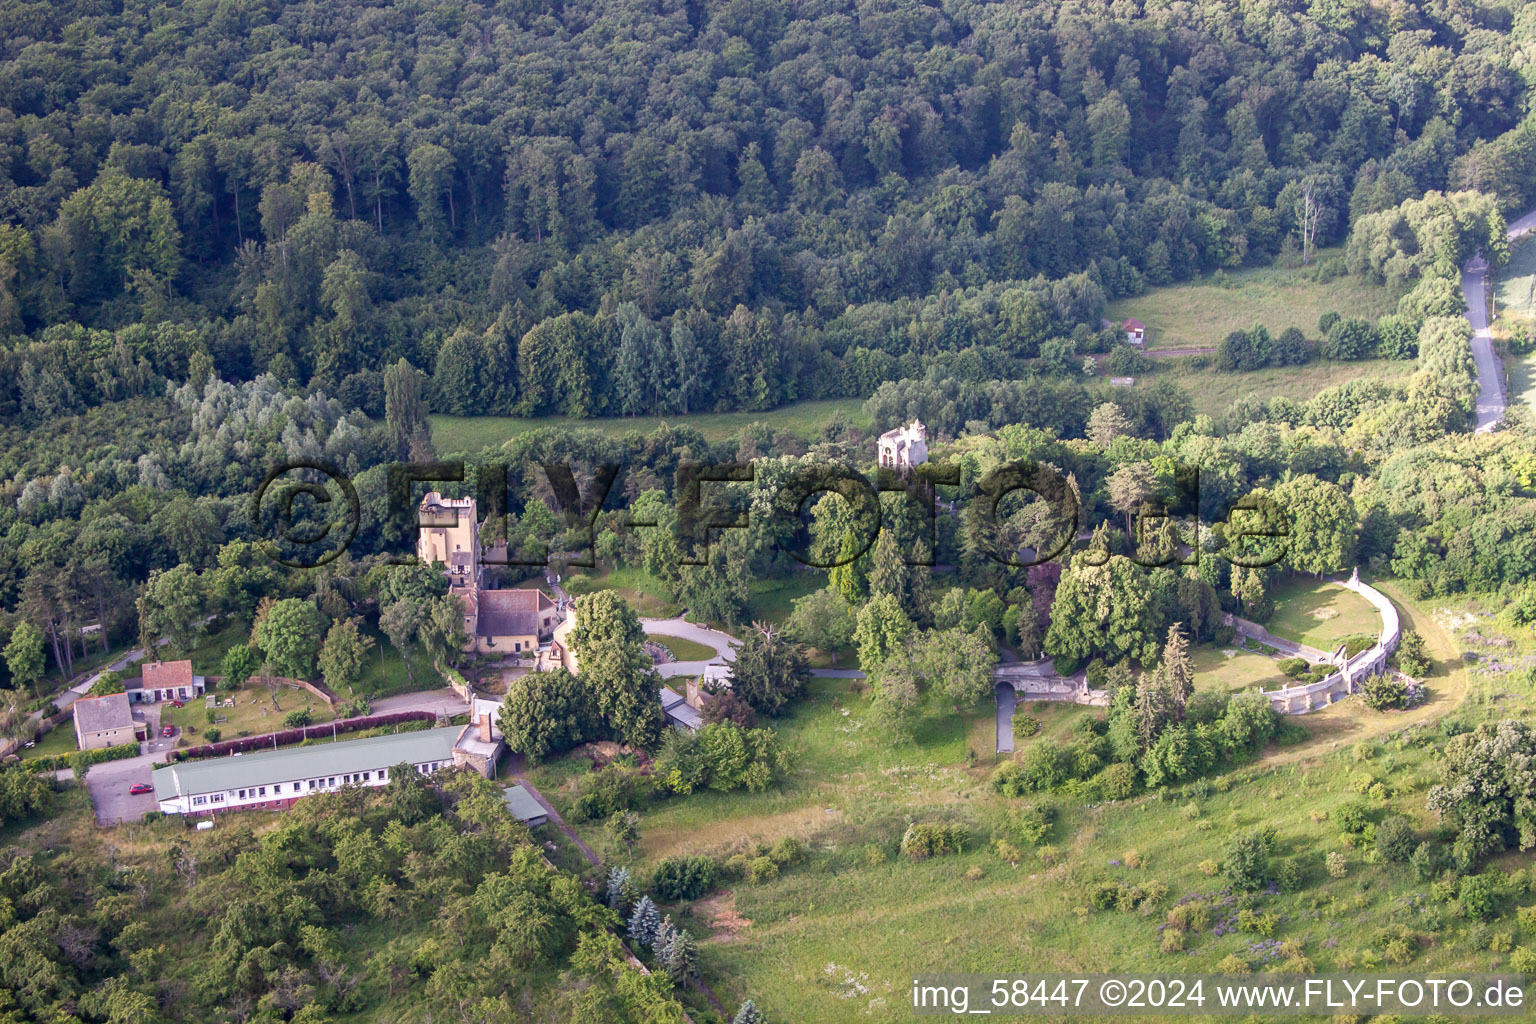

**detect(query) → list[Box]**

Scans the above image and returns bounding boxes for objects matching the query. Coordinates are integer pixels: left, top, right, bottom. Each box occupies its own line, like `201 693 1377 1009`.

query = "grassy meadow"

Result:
1105 253 1404 352
431 398 868 454
522 580 1536 1023
1142 356 1421 420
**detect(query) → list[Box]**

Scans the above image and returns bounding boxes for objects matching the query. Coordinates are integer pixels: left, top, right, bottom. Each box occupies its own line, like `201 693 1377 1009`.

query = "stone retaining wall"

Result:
1258 575 1400 714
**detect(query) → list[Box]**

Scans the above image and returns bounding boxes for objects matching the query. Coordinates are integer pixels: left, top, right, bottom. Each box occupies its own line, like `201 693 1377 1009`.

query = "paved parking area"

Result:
85 756 159 824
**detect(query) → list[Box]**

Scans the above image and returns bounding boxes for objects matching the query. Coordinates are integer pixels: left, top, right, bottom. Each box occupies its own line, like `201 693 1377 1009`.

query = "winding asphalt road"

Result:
1463 205 1536 433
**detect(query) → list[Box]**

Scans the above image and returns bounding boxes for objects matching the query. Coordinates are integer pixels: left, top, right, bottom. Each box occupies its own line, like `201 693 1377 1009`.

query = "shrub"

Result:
203 727 221 743
1517 905 1536 933
1096 762 1138 799
1335 802 1373 835
1122 848 1143 869
1221 828 1272 891
1089 882 1121 910
1007 804 1056 845
1160 927 1185 953
1511 946 1536 975
1327 851 1348 878
569 765 653 823
1375 816 1417 862
1277 657 1308 679
55 741 141 777
900 823 969 860
1458 874 1501 921
1394 630 1430 676
1215 953 1251 973
651 856 718 902
768 837 803 866
1276 857 1306 893
1362 673 1412 711
283 709 313 728
1197 859 1219 877
745 857 778 885
993 839 1023 865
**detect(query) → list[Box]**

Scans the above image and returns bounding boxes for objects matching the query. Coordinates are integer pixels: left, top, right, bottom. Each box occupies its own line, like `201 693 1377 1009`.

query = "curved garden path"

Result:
640 616 737 678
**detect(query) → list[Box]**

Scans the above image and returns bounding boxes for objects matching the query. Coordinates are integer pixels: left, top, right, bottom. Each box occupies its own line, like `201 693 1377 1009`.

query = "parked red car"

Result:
161 725 174 737
169 700 184 708
129 783 152 795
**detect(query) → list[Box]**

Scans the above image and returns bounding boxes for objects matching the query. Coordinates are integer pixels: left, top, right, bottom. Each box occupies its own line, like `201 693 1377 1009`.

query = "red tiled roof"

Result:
1123 318 1146 330
141 660 194 689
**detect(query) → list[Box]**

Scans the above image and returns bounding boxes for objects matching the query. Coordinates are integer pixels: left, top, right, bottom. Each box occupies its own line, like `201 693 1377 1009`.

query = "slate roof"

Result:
475 588 552 638
73 692 135 735
659 686 703 731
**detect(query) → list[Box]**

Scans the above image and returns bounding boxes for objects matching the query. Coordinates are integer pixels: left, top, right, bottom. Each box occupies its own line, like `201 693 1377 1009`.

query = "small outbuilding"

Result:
1122 318 1147 346
503 784 548 827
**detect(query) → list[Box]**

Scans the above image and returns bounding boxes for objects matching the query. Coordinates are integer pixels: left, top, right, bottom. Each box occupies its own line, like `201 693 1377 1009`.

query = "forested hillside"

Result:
2 0 1534 424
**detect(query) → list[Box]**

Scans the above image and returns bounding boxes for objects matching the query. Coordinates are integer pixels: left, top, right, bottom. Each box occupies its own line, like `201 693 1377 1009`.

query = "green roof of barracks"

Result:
152 727 462 801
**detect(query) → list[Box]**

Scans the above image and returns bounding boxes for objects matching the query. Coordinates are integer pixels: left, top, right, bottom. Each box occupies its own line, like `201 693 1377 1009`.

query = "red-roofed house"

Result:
1122 318 1146 346
127 660 206 703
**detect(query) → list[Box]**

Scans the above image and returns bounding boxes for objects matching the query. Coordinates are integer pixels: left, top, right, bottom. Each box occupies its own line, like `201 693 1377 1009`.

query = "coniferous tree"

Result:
1161 623 1194 711
627 896 660 947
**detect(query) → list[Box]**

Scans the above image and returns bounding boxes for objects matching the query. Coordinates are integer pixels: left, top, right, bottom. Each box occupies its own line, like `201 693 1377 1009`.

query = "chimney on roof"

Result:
478 712 493 743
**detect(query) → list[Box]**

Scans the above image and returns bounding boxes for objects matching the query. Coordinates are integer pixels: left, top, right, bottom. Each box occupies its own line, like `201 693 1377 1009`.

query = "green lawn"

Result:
647 634 717 662
1138 356 1420 419
746 571 825 626
18 721 78 760
1262 578 1381 651
1189 645 1288 693
1105 251 1404 351
160 682 338 743
431 398 868 454
565 565 683 618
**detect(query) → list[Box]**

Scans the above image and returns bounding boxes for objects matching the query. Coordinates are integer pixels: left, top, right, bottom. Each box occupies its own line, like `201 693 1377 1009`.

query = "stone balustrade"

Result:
1257 572 1400 715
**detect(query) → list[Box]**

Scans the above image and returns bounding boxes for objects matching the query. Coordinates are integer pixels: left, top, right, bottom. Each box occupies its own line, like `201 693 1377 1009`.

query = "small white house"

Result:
1122 318 1147 346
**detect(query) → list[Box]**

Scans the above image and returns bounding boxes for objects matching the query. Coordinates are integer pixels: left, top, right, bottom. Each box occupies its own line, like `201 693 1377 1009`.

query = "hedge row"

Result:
170 711 436 761
31 742 142 774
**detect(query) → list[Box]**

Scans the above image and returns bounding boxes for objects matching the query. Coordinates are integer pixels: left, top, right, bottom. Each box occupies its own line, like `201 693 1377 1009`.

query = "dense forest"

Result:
1 0 1535 424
